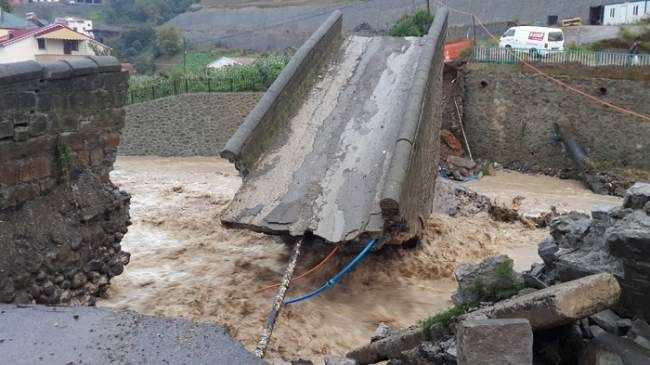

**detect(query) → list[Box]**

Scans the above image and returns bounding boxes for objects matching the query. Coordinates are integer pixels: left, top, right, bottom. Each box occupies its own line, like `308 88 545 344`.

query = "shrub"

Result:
419 304 471 339
156 26 182 56
389 10 434 37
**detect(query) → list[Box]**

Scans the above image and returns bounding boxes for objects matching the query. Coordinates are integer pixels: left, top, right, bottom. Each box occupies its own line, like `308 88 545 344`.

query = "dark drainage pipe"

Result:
552 123 591 170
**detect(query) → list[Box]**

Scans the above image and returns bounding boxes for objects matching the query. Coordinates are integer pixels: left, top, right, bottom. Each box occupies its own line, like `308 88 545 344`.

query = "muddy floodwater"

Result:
98 157 614 362
467 170 622 217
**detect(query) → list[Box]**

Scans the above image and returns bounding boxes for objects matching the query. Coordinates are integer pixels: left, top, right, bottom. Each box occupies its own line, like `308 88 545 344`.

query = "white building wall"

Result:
0 38 37 63
0 37 97 64
604 1 649 25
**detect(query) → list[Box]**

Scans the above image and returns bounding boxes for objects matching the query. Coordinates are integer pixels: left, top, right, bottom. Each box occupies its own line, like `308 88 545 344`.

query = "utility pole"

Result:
183 37 188 76
426 0 431 15
472 15 477 43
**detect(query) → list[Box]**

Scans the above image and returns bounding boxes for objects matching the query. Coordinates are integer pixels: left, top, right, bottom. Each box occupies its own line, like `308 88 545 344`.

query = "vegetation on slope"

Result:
389 10 433 37
127 53 289 103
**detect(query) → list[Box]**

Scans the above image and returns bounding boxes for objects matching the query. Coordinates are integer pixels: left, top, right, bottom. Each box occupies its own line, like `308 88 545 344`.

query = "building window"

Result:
634 6 639 16
37 39 46 50
63 40 80 54
610 8 615 18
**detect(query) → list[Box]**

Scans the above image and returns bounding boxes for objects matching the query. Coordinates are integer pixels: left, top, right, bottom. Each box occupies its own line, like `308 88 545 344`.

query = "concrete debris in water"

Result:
462 273 621 330
542 183 650 320
347 325 425 364
324 355 359 365
370 323 392 343
456 318 533 365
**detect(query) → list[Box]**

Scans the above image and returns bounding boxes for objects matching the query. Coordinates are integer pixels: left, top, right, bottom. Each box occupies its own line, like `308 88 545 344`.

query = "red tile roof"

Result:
0 24 71 47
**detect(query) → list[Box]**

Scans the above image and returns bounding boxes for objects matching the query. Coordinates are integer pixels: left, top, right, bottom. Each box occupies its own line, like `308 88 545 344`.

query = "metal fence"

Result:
127 75 267 105
472 46 650 67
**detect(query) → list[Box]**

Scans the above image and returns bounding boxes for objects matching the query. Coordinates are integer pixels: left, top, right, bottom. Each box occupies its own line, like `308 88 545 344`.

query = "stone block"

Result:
102 132 121 148
539 237 559 266
623 183 650 210
31 157 52 179
62 58 98 76
28 114 48 137
86 56 121 73
462 273 621 330
0 120 13 140
13 126 29 142
0 61 42 84
592 205 616 221
42 61 73 80
0 162 18 185
581 332 650 365
607 211 650 259
456 318 533 365
19 91 37 110
590 309 623 335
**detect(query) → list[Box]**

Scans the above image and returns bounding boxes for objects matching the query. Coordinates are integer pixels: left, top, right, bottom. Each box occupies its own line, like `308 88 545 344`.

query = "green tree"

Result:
155 26 182 56
0 0 12 12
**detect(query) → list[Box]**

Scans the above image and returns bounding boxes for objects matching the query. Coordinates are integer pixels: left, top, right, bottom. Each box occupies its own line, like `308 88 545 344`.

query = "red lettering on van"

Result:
528 32 544 41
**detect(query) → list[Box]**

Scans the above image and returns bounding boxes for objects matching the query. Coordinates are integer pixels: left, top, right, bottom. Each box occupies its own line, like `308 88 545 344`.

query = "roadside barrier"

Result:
473 46 650 67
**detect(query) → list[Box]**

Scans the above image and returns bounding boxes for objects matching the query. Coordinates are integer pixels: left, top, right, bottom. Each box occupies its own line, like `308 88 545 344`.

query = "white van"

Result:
499 26 565 56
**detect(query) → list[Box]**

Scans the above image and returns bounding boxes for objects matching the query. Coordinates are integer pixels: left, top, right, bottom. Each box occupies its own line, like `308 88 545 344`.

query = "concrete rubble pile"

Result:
344 183 650 365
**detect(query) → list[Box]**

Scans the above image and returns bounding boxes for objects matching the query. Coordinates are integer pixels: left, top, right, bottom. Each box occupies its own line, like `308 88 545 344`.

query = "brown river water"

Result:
98 157 619 362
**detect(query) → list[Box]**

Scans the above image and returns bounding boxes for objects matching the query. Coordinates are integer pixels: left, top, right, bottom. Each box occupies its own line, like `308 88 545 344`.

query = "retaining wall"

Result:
463 63 650 173
0 57 131 305
120 92 263 156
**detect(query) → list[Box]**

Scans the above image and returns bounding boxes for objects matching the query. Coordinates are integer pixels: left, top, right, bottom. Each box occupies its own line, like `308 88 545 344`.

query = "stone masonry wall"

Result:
0 57 131 305
463 63 650 172
119 92 262 156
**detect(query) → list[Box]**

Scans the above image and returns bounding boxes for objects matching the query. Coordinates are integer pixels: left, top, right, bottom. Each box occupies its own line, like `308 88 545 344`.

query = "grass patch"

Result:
419 304 472 340
56 143 72 178
470 259 524 303
389 10 433 37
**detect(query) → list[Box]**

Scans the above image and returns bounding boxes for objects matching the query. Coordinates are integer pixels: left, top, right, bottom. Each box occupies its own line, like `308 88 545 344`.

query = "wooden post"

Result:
254 239 303 358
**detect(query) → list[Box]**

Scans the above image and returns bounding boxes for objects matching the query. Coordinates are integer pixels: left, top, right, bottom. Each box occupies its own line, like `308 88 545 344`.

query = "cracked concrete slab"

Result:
222 10 449 244
224 36 426 243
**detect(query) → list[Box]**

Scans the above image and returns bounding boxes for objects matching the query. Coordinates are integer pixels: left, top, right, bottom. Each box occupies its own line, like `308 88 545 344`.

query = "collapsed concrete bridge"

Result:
221 9 449 245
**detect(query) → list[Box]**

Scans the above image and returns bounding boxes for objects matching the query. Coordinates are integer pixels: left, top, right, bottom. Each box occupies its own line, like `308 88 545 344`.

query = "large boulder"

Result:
452 255 524 306
623 183 650 210
347 326 424 364
461 273 621 330
456 318 533 365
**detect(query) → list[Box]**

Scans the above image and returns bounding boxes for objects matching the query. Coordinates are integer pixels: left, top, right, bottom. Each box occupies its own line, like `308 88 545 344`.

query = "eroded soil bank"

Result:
99 156 619 362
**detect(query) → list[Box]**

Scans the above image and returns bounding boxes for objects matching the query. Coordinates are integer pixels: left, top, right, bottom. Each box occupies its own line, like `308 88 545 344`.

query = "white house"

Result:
0 23 110 64
54 17 93 38
604 1 650 25
207 56 255 70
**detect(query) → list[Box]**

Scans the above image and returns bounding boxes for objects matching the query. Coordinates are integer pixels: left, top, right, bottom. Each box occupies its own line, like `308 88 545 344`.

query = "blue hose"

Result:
284 239 378 305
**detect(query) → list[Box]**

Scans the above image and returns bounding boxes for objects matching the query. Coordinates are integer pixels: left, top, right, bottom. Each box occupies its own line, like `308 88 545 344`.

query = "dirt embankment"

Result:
99 157 553 362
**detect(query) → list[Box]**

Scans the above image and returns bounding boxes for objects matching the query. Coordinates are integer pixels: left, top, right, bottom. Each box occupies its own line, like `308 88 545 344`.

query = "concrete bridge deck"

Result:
222 10 449 244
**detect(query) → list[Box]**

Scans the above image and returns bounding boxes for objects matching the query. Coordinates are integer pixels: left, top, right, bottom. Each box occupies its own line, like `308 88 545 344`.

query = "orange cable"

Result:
435 1 650 122
255 245 339 293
